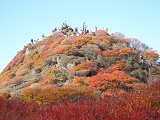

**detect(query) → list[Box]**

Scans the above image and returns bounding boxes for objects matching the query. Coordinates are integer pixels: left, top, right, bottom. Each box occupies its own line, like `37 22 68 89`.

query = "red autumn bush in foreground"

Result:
1 81 160 120
0 96 159 120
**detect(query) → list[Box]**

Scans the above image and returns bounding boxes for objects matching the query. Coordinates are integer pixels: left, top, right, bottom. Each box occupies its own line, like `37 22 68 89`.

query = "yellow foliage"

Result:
0 70 15 82
16 68 29 76
33 53 41 61
0 92 11 99
73 76 90 85
34 59 45 68
150 66 160 75
42 68 60 78
19 87 97 105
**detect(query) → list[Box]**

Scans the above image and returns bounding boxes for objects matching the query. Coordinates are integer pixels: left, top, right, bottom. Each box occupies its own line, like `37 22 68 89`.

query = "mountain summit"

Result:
0 23 160 99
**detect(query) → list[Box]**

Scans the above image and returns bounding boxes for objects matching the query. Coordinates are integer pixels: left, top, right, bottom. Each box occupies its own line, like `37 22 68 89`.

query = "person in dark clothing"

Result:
52 27 57 33
75 27 78 33
148 62 152 74
140 54 144 63
31 39 33 44
86 29 89 34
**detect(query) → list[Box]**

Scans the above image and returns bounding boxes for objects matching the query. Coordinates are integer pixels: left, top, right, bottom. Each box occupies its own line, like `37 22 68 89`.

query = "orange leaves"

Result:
143 51 159 61
73 36 94 48
102 50 118 58
47 33 65 48
101 39 110 46
90 73 116 90
95 38 111 50
73 76 90 85
34 59 45 68
26 61 34 69
118 47 134 57
61 36 76 45
112 70 137 83
48 41 59 48
96 29 107 35
52 33 65 41
104 60 129 73
41 68 66 85
69 62 96 73
55 45 77 55
41 77 60 84
33 50 51 62
0 92 11 99
19 87 97 105
90 70 137 91
0 70 15 82
40 49 53 60
42 68 60 78
16 68 29 76
105 88 126 97
96 30 110 39
113 60 129 71
33 53 42 61
19 88 38 103
55 45 67 54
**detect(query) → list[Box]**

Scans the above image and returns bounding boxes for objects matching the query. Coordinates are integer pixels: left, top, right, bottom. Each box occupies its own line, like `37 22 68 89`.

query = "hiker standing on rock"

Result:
95 26 97 33
82 21 86 35
106 28 108 32
31 39 33 44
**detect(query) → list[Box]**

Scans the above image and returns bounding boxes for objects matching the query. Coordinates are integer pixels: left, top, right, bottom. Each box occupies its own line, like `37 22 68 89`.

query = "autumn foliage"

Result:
0 81 160 119
19 86 97 105
118 47 135 57
73 36 94 48
0 24 160 119
143 51 159 61
102 49 118 58
90 70 137 91
112 60 129 71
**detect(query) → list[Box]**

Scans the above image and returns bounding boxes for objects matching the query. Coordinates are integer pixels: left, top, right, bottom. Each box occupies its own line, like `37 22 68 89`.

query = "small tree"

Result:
130 38 150 52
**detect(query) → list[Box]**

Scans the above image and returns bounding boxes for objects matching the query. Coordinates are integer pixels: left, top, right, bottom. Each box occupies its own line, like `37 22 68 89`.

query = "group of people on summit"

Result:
52 21 90 36
31 21 108 44
28 21 159 75
52 21 108 37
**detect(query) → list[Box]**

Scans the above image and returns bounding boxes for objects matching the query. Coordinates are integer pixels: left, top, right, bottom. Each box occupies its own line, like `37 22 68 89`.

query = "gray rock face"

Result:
56 54 86 71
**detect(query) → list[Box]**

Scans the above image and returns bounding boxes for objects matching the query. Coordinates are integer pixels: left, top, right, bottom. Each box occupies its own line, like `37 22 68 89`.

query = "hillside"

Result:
0 23 160 100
